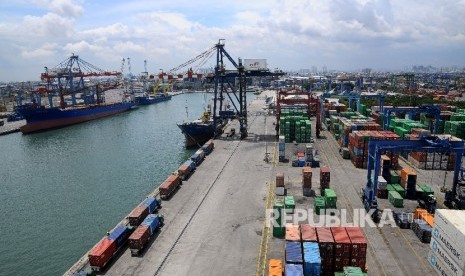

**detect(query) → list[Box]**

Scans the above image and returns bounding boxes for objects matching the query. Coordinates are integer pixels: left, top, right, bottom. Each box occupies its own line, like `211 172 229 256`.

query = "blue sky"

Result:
1 0 465 81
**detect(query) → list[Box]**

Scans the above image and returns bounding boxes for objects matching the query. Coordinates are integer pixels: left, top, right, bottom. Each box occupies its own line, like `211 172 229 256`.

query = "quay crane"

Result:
40 54 122 109
382 105 441 134
361 136 465 222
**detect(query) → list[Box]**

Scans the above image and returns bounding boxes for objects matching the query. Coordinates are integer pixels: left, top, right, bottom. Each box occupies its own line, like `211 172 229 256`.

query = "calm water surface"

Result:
0 92 232 276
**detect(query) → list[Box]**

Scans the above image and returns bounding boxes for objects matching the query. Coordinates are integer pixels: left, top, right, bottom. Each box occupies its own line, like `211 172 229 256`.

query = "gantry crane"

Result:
362 136 465 222
382 105 441 134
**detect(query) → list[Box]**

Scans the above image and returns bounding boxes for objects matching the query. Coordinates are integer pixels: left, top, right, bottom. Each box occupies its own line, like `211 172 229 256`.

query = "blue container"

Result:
279 142 285 151
141 197 159 213
286 241 303 264
190 153 202 165
184 160 196 170
141 214 161 235
285 264 304 276
302 242 321 276
107 225 130 249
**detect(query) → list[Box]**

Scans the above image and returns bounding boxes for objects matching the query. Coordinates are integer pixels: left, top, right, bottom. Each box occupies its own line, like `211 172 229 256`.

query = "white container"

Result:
378 176 388 190
275 187 285 196
428 250 465 276
433 210 465 267
430 237 465 274
279 135 285 143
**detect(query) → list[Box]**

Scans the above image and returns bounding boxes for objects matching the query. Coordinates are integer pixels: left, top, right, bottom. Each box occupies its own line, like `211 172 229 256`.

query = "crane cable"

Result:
167 46 216 73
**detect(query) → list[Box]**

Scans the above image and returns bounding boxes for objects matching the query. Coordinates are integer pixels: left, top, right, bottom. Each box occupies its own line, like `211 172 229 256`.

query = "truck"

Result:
159 174 181 200
128 214 164 256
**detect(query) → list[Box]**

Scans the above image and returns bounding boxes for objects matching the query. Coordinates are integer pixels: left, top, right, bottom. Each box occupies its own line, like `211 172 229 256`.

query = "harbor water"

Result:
0 92 255 276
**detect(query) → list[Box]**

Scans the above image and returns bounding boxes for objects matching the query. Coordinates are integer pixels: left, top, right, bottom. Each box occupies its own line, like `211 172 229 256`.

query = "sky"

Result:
1 0 465 82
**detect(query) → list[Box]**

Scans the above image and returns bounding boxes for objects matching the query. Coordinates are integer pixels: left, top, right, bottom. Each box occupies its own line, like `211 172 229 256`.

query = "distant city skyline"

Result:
1 0 465 82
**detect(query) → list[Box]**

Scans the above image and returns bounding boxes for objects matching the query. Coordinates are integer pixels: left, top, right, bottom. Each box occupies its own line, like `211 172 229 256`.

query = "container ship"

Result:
178 96 231 147
18 101 134 134
135 93 171 105
18 54 134 134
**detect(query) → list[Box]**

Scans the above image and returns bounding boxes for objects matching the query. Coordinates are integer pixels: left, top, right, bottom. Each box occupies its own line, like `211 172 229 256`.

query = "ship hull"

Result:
177 123 216 147
19 102 134 134
135 95 172 105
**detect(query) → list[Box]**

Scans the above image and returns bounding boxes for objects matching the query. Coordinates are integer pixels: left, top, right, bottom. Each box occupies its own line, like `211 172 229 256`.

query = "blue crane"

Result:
382 105 441 134
362 136 465 222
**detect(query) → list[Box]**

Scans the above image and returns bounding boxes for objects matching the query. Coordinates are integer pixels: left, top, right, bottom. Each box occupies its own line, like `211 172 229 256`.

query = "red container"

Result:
302 167 312 188
346 227 367 258
159 174 181 199
88 238 116 269
285 224 301 241
316 227 335 258
276 172 284 187
331 227 351 258
297 152 305 158
128 205 149 226
128 226 151 253
301 224 317 242
320 167 330 188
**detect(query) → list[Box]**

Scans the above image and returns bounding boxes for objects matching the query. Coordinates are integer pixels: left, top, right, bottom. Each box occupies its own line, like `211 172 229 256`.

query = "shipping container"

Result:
201 139 214 155
316 227 334 274
88 238 117 270
286 241 303 264
285 224 301 241
269 259 283 276
107 225 130 249
388 191 403 207
243 58 268 71
141 197 159 213
159 174 181 200
302 166 312 189
128 226 151 256
314 196 325 215
190 153 203 165
324 189 337 208
430 237 465 274
428 250 465 276
301 225 317 242
412 219 432 243
302 242 321 276
184 160 196 171
177 164 192 180
433 209 465 267
128 205 149 227
285 196 296 214
276 172 285 187
285 263 304 276
331 227 351 258
141 214 163 235
346 227 367 259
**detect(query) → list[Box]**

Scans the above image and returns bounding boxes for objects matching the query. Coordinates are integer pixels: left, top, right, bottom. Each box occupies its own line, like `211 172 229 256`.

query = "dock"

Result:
65 90 441 276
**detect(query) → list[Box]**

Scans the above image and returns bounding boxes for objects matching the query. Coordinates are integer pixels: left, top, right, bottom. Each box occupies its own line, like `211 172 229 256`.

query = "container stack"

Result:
268 259 283 276
279 110 311 143
429 209 465 276
348 130 400 169
279 135 286 162
273 198 285 238
303 242 322 276
376 176 388 199
286 241 303 265
285 263 304 276
331 227 351 271
320 167 330 196
278 225 368 274
316 227 335 275
345 227 367 271
314 196 326 215
305 143 314 163
412 219 432 243
400 168 417 199
388 190 403 207
392 211 412 229
302 166 312 196
285 196 296 214
324 189 337 209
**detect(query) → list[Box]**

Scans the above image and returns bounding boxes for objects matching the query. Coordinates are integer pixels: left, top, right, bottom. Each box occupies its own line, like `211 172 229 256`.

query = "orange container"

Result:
421 213 434 227
285 224 301 241
414 208 427 219
268 259 283 276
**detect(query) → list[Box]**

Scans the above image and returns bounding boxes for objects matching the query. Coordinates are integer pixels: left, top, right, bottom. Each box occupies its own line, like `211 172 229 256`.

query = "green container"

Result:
390 171 400 184
284 196 295 214
420 184 434 196
324 188 337 208
343 266 365 275
314 196 325 215
388 191 403 207
387 184 395 192
273 225 285 237
395 126 409 138
392 184 405 198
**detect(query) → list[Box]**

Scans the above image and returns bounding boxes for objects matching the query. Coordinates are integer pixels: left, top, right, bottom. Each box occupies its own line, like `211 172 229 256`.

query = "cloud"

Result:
21 43 59 58
48 0 84 18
